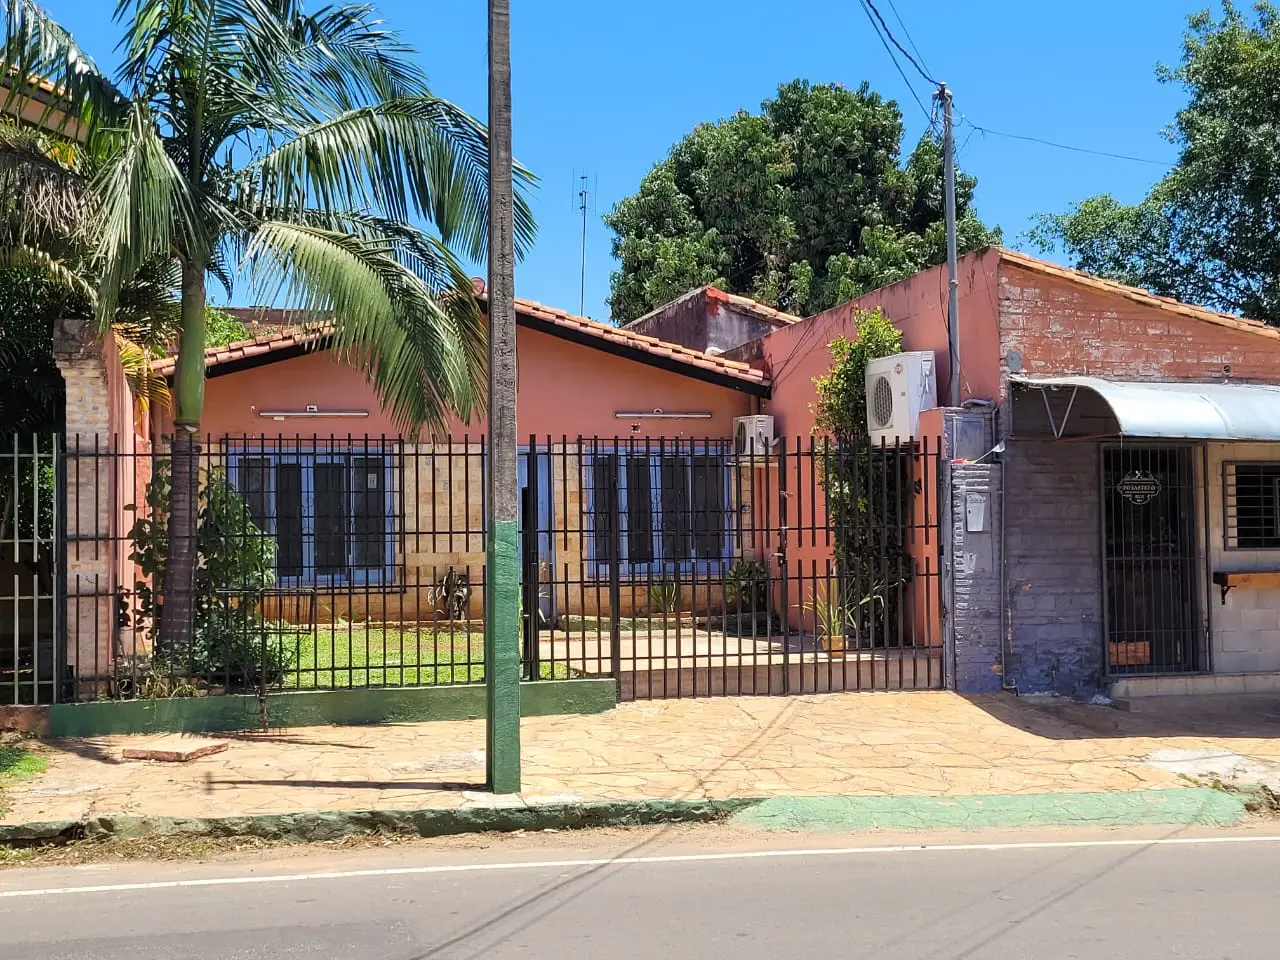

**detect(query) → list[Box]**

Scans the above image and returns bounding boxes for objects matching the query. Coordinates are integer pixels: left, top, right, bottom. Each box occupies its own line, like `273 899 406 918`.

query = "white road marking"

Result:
2 833 1278 900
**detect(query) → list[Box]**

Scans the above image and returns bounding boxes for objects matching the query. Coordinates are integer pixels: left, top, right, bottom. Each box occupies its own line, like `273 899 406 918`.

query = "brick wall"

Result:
998 263 1280 386
53 319 115 682
1003 440 1104 697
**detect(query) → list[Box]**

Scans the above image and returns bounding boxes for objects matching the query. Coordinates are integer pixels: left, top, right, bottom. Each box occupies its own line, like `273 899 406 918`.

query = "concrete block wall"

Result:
1002 440 1105 697
949 462 1003 692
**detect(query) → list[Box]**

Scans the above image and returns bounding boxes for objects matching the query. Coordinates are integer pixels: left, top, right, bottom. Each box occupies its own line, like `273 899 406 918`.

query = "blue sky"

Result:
50 0 1206 321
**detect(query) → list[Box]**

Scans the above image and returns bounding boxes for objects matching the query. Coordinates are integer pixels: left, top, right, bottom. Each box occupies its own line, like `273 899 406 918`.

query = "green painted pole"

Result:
485 0 521 793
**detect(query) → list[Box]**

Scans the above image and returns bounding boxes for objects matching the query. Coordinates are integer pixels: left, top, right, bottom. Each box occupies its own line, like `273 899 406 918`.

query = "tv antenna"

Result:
572 170 597 316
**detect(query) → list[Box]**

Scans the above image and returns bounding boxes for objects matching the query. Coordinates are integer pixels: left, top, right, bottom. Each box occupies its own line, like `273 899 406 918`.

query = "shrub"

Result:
128 459 283 690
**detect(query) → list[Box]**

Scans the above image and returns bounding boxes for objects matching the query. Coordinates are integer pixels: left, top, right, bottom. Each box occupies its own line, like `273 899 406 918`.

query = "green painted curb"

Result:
0 788 1251 849
46 679 615 738
730 788 1251 831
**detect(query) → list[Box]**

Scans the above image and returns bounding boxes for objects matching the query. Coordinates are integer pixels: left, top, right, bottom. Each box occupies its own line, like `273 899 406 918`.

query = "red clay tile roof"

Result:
497 295 769 388
149 324 331 377
150 298 770 389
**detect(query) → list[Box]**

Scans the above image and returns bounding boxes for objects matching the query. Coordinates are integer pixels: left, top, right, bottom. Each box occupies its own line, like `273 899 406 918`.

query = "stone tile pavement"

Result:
6 692 1280 826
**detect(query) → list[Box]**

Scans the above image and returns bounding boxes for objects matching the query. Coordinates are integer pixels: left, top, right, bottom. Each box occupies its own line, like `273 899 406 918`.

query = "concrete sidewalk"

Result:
4 692 1280 837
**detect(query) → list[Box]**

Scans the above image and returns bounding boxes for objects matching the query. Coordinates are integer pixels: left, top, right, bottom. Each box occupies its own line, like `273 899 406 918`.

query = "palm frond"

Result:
2 0 125 133
113 255 181 350
0 242 91 301
245 95 536 262
114 329 170 412
0 118 89 253
242 218 484 433
92 98 199 328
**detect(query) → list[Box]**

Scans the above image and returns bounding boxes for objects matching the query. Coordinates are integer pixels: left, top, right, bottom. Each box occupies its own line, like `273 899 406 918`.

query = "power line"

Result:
860 0 939 87
856 0 935 126
959 116 1173 166
883 0 933 80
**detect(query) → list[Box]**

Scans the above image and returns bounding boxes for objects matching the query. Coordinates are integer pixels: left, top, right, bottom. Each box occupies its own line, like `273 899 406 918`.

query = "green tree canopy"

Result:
1028 2 1280 323
605 79 1000 322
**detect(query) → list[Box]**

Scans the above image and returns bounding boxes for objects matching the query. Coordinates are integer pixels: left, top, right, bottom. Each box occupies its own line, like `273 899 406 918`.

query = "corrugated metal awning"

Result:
1009 375 1280 441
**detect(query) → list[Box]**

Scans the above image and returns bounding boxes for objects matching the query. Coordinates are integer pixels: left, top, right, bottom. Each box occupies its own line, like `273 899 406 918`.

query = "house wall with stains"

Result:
997 259 1280 695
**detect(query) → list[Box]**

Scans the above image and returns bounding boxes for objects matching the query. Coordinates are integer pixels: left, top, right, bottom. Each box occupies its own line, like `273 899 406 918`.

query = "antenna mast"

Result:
577 173 590 316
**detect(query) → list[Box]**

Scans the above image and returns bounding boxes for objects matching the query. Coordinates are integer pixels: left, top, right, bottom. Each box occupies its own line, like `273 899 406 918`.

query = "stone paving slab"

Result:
5 692 1280 828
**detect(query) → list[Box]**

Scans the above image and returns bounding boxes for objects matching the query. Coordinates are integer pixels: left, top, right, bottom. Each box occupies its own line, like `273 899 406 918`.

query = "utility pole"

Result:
938 82 961 408
485 0 521 793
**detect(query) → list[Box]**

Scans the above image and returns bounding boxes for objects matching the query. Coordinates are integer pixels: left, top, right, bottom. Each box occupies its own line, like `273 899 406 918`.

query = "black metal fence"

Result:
6 432 944 704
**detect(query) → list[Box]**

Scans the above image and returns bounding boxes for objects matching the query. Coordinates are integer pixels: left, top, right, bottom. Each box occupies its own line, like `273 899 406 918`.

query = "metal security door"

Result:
1102 447 1200 674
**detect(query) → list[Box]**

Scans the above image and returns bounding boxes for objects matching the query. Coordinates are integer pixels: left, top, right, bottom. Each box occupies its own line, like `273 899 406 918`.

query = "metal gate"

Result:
1102 445 1201 674
529 435 945 699
1 435 60 704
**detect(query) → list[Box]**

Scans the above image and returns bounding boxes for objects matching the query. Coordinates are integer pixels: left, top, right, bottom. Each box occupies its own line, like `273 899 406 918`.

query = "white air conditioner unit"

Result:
865 351 937 445
734 415 775 457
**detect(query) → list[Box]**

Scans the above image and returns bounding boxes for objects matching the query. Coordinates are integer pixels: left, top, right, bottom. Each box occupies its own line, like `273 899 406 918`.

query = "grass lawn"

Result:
0 738 47 816
277 626 571 689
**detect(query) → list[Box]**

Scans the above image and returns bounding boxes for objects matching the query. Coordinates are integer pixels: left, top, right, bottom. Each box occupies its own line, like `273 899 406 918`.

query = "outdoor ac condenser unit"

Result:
865 351 937 445
734 415 775 457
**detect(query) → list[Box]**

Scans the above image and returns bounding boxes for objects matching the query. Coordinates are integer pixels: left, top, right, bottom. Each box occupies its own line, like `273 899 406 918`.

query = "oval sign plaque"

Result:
1116 470 1161 505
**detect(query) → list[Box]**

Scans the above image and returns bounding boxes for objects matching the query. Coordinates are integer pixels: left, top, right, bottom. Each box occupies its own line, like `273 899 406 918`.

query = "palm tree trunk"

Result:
156 262 208 661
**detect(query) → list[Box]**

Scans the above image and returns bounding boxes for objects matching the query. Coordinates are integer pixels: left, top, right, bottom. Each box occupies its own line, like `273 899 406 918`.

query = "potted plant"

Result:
799 583 849 656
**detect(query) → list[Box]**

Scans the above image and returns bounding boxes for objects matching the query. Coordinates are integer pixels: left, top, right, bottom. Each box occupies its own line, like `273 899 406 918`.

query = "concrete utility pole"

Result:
938 82 961 408
485 0 521 793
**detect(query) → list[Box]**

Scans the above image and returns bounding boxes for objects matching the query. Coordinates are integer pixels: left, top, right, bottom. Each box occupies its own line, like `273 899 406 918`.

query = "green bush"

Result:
128 459 284 690
724 559 770 612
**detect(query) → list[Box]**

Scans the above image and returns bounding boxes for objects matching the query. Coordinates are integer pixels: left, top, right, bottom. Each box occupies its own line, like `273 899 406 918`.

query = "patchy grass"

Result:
279 626 570 688
0 737 48 817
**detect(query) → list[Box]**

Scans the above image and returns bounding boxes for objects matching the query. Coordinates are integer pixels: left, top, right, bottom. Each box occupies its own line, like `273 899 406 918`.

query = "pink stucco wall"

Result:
757 248 1002 441
186 324 754 441
738 252 1003 647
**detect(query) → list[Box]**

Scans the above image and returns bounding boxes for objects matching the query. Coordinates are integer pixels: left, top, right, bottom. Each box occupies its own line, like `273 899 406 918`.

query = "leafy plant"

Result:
724 559 770 612
128 460 284 691
799 583 848 643
811 309 916 645
648 579 680 615
204 307 251 348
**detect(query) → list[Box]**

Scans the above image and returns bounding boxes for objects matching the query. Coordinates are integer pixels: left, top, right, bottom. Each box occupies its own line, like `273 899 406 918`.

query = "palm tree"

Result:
0 117 178 425
1 0 535 655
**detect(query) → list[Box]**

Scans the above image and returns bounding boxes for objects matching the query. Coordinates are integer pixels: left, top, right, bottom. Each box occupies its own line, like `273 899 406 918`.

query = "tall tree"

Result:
1028 2 1280 323
1 0 535 654
606 79 999 322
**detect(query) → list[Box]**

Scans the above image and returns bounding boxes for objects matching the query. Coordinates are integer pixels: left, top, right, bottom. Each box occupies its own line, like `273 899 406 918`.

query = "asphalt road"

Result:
3 828 1280 959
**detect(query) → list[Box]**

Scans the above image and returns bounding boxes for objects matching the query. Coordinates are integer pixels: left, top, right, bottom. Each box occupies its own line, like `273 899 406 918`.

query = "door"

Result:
1102 447 1200 674
517 449 555 624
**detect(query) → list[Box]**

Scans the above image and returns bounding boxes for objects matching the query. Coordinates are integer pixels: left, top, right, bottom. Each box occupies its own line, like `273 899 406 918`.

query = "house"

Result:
736 247 1280 702
37 241 1280 706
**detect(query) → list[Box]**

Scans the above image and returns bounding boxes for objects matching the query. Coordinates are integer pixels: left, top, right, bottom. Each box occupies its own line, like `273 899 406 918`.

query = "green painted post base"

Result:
485 518 522 793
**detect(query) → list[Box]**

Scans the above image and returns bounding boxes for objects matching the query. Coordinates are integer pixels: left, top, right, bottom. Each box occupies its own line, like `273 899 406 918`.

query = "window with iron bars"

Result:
584 450 733 575
1224 461 1280 550
227 449 396 584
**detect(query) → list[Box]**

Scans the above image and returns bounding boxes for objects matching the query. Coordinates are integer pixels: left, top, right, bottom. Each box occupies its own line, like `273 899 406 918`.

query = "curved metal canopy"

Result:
1009 375 1280 441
